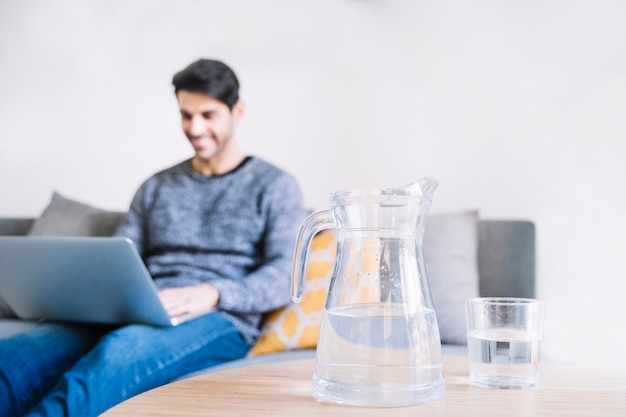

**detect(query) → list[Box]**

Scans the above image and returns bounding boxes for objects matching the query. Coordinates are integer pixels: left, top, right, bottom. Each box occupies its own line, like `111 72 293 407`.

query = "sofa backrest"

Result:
0 218 34 236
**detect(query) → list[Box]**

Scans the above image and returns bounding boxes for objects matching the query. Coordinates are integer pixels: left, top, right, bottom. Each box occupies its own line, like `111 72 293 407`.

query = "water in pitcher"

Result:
468 328 541 389
313 302 444 406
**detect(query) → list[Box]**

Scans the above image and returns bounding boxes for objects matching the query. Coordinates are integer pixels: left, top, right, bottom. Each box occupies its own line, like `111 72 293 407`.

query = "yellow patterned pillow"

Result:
250 230 337 355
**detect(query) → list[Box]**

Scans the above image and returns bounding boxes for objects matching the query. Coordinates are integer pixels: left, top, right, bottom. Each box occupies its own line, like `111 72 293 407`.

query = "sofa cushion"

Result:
28 191 124 237
424 210 480 344
0 318 41 338
250 230 336 355
0 192 125 319
251 210 480 355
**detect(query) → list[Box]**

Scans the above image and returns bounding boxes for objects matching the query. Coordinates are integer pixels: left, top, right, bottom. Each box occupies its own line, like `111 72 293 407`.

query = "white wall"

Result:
1 0 625 371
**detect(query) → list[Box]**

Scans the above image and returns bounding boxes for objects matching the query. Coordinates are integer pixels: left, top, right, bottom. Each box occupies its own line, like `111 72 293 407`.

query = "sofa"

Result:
0 192 536 378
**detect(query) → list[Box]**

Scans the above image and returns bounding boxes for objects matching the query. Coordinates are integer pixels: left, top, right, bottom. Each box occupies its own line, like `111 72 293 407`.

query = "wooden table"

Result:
103 356 626 416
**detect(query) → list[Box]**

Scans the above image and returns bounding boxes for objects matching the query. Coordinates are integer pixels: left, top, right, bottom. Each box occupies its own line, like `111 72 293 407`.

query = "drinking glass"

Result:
465 297 545 389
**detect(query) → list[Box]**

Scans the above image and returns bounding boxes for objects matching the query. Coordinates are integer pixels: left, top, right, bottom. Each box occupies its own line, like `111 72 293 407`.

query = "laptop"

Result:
0 236 204 327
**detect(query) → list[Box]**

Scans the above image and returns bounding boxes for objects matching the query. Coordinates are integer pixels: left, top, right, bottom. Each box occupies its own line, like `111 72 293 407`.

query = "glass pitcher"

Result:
291 178 445 407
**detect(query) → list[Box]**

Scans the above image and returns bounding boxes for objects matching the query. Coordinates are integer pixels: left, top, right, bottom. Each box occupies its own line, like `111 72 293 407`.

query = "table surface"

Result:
103 356 626 417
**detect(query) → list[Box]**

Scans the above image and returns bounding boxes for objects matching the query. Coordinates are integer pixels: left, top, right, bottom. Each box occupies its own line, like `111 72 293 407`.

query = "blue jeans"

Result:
0 312 248 417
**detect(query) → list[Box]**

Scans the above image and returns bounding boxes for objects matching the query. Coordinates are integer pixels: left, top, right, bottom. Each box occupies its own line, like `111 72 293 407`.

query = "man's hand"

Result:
158 283 219 318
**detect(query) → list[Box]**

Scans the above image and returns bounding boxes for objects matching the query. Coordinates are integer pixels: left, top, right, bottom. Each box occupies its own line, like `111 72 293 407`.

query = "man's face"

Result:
177 90 243 162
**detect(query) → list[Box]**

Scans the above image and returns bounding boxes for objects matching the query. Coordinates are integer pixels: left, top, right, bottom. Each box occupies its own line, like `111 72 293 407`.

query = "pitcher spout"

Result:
417 177 439 203
400 177 438 235
400 177 439 202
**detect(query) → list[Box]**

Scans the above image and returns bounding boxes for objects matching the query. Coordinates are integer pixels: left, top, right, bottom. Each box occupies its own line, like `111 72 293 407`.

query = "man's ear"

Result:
232 100 245 121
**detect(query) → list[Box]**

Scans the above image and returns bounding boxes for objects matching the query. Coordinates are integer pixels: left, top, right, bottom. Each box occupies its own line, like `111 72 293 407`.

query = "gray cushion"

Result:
27 191 125 237
0 192 125 318
424 211 480 345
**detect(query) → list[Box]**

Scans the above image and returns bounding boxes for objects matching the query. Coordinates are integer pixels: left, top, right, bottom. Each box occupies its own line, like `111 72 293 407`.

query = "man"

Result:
0 59 306 416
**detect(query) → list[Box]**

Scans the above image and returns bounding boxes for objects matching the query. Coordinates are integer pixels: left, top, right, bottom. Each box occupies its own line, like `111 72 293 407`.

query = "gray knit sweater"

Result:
114 157 306 344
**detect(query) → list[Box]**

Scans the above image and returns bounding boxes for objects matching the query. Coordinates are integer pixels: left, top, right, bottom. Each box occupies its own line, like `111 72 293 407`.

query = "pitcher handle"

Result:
291 210 335 303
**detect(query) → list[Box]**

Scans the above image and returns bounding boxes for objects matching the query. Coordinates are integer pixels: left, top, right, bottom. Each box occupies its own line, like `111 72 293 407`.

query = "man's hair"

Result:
172 59 240 110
